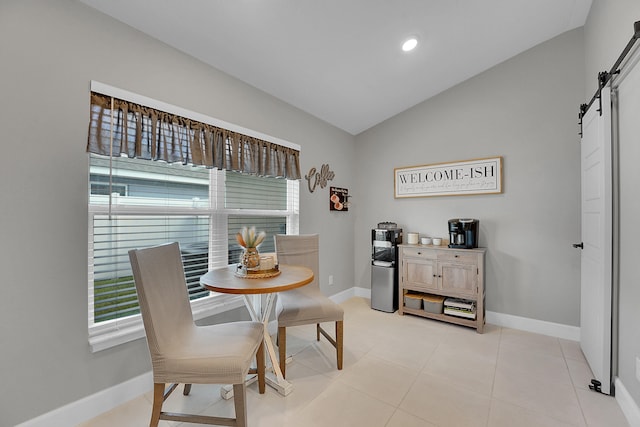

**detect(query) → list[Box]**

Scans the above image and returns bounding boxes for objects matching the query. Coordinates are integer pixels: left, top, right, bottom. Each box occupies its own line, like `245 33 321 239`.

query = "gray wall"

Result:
0 1 354 425
585 0 640 409
3 0 639 424
354 28 585 327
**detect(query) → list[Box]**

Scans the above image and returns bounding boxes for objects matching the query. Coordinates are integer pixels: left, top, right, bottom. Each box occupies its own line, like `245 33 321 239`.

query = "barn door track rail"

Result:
579 20 640 137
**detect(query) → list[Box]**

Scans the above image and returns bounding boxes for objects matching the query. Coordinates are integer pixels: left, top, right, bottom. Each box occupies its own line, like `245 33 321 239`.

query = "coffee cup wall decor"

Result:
330 187 349 211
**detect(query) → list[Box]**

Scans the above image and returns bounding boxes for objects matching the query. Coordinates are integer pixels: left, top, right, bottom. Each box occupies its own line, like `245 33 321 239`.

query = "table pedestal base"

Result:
220 370 294 399
220 294 294 399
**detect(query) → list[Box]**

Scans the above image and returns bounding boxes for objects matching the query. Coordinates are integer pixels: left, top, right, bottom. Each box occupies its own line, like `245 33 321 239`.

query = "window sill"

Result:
89 294 245 352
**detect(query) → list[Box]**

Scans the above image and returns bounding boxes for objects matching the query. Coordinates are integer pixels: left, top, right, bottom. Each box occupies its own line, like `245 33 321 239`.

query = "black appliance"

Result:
448 218 479 249
371 222 402 312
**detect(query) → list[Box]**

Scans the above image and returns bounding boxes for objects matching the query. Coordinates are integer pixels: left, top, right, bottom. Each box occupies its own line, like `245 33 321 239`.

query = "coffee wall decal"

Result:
305 163 335 193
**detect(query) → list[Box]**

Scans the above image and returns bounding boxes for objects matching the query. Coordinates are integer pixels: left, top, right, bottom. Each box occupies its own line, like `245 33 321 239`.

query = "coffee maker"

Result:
448 218 479 249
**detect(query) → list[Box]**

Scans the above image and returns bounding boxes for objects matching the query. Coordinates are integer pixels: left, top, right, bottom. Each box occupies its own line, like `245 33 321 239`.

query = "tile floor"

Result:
77 297 630 427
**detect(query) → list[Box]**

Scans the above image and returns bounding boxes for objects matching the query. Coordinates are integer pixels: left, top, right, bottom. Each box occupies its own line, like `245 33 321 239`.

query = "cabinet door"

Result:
403 257 437 290
438 262 477 296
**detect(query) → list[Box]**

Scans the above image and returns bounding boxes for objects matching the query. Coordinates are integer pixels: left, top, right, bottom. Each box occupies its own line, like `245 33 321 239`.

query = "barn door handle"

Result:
572 242 584 249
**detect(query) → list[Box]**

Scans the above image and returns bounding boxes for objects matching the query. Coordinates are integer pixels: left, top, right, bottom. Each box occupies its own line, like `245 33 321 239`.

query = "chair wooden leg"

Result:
233 383 247 427
336 320 344 370
256 340 266 394
316 323 321 341
150 383 164 427
183 383 192 395
278 326 287 379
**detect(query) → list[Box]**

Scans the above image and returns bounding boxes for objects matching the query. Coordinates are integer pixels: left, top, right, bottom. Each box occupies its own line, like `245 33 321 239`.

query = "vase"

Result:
241 247 260 270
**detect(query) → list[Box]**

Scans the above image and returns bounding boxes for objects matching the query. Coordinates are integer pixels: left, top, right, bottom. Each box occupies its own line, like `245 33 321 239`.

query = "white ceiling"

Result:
78 0 592 135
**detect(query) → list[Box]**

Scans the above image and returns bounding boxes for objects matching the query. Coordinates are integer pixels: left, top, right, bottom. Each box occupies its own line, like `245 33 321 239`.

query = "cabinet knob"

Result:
455 254 459 258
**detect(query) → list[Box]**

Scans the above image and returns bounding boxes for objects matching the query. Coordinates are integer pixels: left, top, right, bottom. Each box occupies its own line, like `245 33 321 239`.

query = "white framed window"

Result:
86 82 300 352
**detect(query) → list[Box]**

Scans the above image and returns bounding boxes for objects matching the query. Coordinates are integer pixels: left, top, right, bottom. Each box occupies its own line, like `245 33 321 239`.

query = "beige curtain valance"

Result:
87 92 301 179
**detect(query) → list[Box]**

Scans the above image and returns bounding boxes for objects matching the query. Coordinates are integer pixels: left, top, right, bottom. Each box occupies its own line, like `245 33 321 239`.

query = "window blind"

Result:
92 214 211 322
89 155 296 324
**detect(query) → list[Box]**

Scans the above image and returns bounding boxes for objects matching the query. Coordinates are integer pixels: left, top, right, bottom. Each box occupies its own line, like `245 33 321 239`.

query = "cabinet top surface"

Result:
399 244 486 254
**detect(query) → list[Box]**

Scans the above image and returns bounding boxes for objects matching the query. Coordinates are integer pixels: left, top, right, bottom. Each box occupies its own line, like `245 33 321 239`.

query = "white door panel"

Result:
579 89 612 395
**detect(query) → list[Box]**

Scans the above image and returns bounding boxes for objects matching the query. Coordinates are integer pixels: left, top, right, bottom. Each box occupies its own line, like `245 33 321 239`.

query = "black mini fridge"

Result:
371 224 402 312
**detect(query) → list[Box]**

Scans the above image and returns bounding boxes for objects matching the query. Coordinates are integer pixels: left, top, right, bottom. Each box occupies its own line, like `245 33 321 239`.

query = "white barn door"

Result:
579 89 613 395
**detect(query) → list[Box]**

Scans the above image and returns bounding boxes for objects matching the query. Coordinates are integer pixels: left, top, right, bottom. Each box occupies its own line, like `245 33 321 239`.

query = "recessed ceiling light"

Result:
402 37 418 52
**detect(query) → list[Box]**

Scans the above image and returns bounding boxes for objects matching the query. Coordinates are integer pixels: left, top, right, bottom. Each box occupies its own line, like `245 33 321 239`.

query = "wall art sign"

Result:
305 164 334 193
329 187 349 211
394 156 503 198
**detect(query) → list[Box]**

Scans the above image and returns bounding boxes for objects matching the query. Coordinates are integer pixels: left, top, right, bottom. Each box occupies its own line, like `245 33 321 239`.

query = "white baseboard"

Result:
329 286 371 303
16 289 596 427
352 287 372 299
485 310 580 341
346 289 580 341
15 372 153 427
615 377 640 427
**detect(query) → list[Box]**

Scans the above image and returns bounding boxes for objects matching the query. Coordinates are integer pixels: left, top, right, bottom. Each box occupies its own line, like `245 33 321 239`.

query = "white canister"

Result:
259 255 275 270
407 232 419 245
421 237 432 245
432 238 442 246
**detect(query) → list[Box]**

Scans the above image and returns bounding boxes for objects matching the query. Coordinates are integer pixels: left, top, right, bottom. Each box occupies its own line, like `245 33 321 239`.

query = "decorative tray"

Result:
234 266 281 279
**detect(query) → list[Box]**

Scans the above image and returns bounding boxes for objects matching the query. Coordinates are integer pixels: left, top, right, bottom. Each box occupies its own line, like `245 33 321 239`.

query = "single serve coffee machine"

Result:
448 218 479 249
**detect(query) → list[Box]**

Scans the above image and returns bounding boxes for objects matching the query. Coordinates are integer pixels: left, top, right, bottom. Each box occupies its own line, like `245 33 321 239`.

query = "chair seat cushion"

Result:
152 321 263 385
276 286 344 327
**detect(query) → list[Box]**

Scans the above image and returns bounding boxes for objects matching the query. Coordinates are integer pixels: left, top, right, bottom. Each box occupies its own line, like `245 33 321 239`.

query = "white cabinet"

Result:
399 245 486 333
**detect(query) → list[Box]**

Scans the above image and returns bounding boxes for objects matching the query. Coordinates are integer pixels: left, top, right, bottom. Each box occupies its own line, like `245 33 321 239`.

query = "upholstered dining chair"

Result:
128 242 265 427
274 234 344 378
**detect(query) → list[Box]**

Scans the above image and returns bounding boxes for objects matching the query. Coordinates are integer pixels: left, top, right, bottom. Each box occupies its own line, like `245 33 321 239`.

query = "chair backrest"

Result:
128 242 194 357
274 234 319 290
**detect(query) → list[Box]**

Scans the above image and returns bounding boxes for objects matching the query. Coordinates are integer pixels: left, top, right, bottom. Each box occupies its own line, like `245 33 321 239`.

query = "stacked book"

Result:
444 298 476 319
